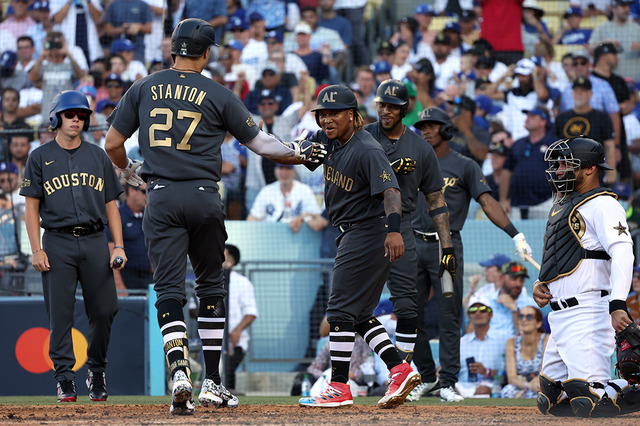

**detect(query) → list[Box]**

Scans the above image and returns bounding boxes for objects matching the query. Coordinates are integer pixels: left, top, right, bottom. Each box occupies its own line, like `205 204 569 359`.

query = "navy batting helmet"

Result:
413 107 455 140
49 90 93 131
311 85 358 126
171 18 217 59
374 79 409 118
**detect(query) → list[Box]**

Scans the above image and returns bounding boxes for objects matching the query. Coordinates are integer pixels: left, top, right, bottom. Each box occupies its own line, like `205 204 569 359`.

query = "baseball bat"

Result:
442 270 454 298
524 253 540 271
113 257 124 268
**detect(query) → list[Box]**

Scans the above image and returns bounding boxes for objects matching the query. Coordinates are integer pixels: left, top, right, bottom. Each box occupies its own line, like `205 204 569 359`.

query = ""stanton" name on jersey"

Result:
43 173 104 196
150 84 207 105
324 165 353 192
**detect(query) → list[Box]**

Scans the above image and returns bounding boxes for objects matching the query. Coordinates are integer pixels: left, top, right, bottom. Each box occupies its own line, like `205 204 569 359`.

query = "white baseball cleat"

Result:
170 370 195 415
440 386 464 402
199 378 239 408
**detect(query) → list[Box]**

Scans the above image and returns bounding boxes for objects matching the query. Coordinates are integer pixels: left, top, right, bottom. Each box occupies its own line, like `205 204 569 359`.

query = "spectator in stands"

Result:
96 73 125 115
0 162 22 208
263 49 301 102
472 261 536 336
400 80 421 127
480 0 524 65
318 0 352 50
391 41 413 81
111 38 147 83
0 50 30 91
244 63 293 115
463 253 511 311
533 40 570 92
15 36 35 72
390 16 420 63
106 183 152 293
521 0 551 57
371 60 391 84
143 0 165 64
432 33 460 91
77 85 106 146
456 300 510 398
246 0 287 32
589 0 640 82
459 9 480 49
409 58 437 113
107 54 126 79
376 40 396 66
50 0 102 65
578 0 611 17
552 6 592 46
443 21 463 59
292 22 330 85
181 0 228 44
413 4 437 48
483 132 510 201
298 7 345 83
1 88 31 138
499 107 554 220
353 65 377 118
25 1 53 60
500 306 548 398
0 0 36 39
220 132 243 220
8 132 31 180
334 0 369 67
247 163 321 225
228 16 265 69
264 30 308 80
28 32 85 120
627 266 640 321
447 95 490 164
0 188 20 267
104 0 152 63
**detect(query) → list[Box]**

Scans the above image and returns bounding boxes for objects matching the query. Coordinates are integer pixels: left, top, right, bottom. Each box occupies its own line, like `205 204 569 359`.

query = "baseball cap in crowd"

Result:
96 99 118 114
77 85 97 100
377 40 396 55
403 79 417 98
594 42 619 64
265 30 284 44
415 58 434 75
262 61 280 75
0 50 17 70
489 138 508 155
444 21 461 34
522 106 550 122
249 11 264 22
207 62 226 77
371 60 391 74
563 6 582 18
475 55 494 69
522 0 545 18
111 38 135 54
294 22 313 35
475 94 501 115
276 163 294 169
0 162 19 175
104 73 123 84
259 89 277 101
449 95 476 114
572 77 592 90
634 265 640 275
613 182 632 200
501 261 529 278
468 298 493 314
479 253 511 269
460 9 477 22
414 4 436 16
514 58 535 76
434 33 451 45
227 16 249 31
572 49 591 62
374 299 394 317
226 39 244 51
613 0 634 5
30 0 49 10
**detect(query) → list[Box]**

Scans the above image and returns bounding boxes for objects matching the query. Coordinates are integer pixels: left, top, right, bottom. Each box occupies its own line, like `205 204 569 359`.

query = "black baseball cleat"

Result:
86 371 108 401
57 380 77 402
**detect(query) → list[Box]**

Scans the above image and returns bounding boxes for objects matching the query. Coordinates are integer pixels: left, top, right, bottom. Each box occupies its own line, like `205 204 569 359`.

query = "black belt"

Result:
47 225 104 237
337 215 384 233
550 290 609 311
413 230 460 241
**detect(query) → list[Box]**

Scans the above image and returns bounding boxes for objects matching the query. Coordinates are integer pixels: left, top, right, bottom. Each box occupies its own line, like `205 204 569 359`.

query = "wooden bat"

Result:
524 253 540 271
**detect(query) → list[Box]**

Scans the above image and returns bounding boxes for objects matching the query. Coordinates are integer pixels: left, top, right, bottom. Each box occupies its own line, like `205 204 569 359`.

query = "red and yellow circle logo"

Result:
15 327 88 374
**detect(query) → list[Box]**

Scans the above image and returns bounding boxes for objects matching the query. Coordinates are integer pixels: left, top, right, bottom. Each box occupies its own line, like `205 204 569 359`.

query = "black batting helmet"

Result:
311 85 358 126
171 18 217 60
374 79 409 117
413 107 455 140
49 90 93 131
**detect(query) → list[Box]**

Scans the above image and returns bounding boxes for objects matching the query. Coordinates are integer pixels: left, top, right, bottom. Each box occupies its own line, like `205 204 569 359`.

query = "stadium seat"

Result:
581 15 608 30
430 16 453 33
543 16 561 35
553 44 581 62
539 1 570 17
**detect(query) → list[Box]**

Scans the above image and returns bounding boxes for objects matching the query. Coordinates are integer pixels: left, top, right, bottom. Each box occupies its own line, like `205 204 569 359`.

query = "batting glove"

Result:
439 247 456 281
119 158 144 187
513 232 532 262
292 131 327 163
391 157 416 175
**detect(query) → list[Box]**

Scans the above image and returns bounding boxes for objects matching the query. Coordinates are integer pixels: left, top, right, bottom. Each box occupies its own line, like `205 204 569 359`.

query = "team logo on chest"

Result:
442 177 459 194
570 211 586 238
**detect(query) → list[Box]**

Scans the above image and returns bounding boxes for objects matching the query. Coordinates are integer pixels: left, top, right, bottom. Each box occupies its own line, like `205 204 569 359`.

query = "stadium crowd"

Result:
1 0 640 402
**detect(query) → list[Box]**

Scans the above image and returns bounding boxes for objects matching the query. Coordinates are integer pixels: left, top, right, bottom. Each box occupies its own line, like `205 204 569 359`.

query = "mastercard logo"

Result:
15 327 88 374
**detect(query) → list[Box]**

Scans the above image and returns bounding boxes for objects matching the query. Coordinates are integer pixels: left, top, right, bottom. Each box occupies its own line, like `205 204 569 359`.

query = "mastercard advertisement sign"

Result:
0 297 147 396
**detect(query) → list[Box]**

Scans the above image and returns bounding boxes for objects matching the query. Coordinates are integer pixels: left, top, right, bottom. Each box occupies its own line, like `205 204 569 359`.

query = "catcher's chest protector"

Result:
538 188 615 284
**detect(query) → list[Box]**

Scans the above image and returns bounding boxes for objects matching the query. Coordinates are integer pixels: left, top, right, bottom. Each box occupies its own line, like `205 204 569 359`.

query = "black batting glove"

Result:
439 247 456 281
296 140 327 163
390 157 416 175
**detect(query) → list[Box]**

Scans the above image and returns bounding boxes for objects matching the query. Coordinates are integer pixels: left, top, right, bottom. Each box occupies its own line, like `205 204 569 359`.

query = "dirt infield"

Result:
1 404 640 425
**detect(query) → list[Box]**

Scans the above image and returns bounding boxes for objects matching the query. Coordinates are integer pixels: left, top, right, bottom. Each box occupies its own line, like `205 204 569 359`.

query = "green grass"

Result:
0 396 538 407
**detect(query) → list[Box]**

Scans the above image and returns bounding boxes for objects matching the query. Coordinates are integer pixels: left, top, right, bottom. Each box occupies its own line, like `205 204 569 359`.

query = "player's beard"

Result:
380 115 401 133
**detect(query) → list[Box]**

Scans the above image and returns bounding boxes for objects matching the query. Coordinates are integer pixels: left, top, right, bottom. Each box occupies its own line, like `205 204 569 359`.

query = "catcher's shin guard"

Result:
613 384 640 415
563 379 620 418
537 374 573 416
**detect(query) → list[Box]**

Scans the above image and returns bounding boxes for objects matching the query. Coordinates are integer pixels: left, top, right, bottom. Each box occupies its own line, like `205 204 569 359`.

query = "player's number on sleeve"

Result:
149 108 202 151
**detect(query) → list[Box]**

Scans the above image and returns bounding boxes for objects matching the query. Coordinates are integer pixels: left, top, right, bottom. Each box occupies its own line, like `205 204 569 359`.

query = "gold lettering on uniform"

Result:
151 85 158 101
195 90 206 106
165 84 173 100
95 177 104 192
43 181 54 195
157 84 164 99
384 86 397 96
174 84 182 100
71 173 79 186
442 177 459 194
60 174 70 187
52 177 62 190
187 87 197 102
182 86 190 101
322 91 337 103
88 175 96 187
324 166 353 192
80 173 88 185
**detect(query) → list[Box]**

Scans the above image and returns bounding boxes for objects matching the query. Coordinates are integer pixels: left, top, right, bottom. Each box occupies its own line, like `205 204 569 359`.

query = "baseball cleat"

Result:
86 371 108 401
440 386 464 402
57 380 77 402
199 379 238 408
406 380 440 402
170 370 195 415
299 381 353 407
377 362 421 409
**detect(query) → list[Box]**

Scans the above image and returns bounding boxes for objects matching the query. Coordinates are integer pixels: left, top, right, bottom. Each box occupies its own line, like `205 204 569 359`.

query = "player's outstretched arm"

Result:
383 188 404 262
244 130 326 165
478 192 532 260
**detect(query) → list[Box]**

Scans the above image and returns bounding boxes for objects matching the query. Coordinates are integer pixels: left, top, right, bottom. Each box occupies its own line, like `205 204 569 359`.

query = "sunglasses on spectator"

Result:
267 40 279 45
468 306 492 314
517 313 536 321
106 82 122 88
259 99 276 106
572 60 588 66
505 264 527 274
63 110 89 120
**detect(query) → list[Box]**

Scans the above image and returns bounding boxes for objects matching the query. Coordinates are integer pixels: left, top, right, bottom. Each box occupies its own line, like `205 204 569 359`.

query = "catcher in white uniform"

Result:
533 137 640 417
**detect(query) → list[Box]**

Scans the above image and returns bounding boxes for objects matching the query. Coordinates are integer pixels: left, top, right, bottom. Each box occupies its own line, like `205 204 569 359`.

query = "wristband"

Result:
428 205 448 217
114 245 125 250
609 299 628 314
387 213 401 233
32 248 42 254
504 223 519 238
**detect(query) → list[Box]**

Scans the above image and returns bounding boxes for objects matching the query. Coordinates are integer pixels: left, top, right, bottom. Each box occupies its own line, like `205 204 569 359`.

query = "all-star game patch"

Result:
246 115 256 127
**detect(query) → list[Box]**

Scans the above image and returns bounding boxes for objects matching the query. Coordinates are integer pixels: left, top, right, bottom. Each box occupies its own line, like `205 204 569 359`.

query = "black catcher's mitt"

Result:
616 322 640 384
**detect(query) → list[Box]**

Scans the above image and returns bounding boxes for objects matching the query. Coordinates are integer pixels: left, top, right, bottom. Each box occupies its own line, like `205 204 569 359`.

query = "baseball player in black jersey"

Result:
20 90 125 403
364 79 454 364
104 18 325 416
298 85 421 409
409 107 533 403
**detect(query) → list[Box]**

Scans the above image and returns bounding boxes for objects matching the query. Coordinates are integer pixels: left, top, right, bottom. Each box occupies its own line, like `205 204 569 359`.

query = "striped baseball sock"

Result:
328 321 355 384
157 299 190 379
198 296 225 384
356 317 402 370
395 317 417 362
